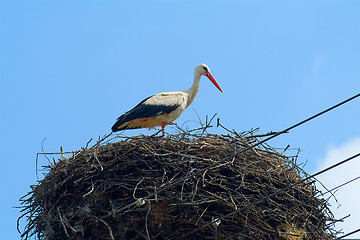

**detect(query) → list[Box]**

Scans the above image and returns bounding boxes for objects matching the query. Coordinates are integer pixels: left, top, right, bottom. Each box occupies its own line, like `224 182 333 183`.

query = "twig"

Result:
82 181 95 198
145 200 151 240
85 138 93 148
216 118 235 134
133 177 145 200
37 151 77 155
93 151 103 171
57 207 70 238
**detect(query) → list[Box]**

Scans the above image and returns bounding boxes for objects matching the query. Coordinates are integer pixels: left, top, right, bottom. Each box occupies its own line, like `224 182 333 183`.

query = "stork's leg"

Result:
161 126 165 136
161 122 174 136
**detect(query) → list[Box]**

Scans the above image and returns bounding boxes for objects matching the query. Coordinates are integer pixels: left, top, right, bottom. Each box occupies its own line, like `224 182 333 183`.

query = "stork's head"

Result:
195 63 211 76
195 63 223 93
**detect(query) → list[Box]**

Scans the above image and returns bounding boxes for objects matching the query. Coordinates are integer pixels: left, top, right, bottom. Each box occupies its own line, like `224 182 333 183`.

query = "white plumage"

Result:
112 64 222 135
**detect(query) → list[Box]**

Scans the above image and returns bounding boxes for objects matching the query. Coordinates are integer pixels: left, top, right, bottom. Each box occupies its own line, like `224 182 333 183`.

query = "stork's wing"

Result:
111 92 185 132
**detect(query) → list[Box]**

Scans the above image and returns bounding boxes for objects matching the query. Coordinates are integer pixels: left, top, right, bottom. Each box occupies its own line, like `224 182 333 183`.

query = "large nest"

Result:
19 129 335 239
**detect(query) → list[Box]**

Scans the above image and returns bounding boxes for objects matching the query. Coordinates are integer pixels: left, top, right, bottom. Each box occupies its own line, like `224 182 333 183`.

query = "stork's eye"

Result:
202 66 208 71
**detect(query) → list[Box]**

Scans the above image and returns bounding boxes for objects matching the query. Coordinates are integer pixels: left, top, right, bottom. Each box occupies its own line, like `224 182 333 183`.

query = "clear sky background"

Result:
1 0 360 239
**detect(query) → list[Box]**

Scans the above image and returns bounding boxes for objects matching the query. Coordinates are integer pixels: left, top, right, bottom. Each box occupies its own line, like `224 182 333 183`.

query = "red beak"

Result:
206 72 223 93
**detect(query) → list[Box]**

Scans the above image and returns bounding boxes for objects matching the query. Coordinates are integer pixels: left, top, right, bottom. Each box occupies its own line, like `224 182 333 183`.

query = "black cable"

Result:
319 175 360 196
337 227 360 239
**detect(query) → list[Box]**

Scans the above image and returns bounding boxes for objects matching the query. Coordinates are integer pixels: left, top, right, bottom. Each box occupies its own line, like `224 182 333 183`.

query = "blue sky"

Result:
1 0 360 238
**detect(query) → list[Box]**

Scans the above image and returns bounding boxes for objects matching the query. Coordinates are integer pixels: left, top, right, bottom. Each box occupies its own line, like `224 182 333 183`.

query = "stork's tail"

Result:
111 115 127 132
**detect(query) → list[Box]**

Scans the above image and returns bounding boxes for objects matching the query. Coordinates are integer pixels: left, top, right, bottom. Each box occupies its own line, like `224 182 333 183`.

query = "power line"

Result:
337 227 360 239
108 92 360 216
319 175 360 196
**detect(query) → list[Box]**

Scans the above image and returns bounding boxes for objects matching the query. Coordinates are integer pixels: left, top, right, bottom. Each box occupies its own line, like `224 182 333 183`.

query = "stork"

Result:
111 64 222 136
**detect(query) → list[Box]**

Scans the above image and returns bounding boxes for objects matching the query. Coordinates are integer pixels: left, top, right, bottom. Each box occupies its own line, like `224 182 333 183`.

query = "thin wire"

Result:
318 175 360 196
337 227 360 239
107 92 360 217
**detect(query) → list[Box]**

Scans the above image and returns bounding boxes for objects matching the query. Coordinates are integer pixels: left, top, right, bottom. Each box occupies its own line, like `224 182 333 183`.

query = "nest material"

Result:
19 131 334 240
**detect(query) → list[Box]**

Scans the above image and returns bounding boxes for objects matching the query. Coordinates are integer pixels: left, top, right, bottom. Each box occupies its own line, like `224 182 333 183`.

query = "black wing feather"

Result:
111 95 181 132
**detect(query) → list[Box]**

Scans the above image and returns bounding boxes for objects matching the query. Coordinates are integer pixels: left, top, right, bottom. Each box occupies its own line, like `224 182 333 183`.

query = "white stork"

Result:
111 64 222 136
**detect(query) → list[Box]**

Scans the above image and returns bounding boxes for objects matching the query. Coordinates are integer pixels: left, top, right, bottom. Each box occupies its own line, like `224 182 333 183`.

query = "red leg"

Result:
161 122 174 136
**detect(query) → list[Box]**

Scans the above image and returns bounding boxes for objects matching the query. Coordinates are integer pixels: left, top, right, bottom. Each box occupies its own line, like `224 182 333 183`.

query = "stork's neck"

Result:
184 72 201 108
